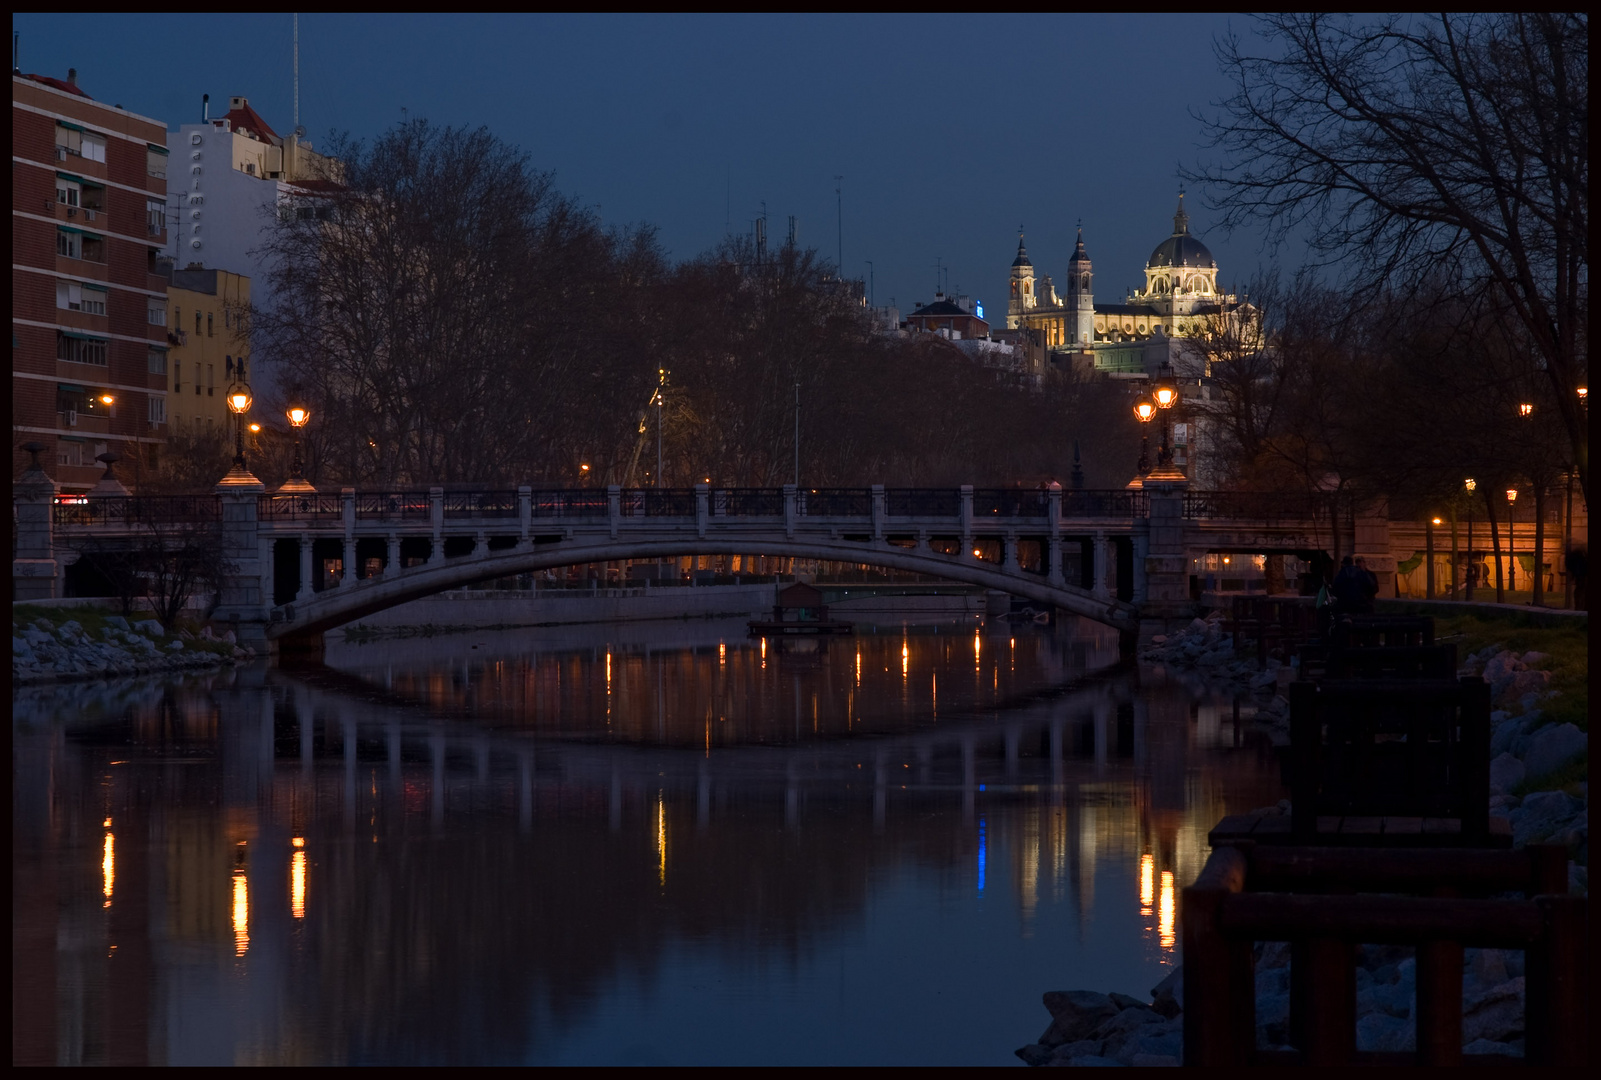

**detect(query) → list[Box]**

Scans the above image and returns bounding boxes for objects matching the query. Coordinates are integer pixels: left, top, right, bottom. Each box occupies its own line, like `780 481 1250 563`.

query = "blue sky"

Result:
14 13 1294 315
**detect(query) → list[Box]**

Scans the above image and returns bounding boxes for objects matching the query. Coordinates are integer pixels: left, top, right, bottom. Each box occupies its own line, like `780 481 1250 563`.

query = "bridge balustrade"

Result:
1060 490 1148 518
55 494 222 527
442 490 519 518
532 491 610 517
797 488 871 516
885 489 959 517
714 489 784 516
1184 490 1347 522
972 489 1049 518
621 489 697 517
351 492 432 521
258 492 344 522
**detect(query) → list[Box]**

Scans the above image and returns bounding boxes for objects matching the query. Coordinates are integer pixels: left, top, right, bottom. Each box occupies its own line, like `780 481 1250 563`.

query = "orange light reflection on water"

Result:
101 831 114 907
291 838 307 919
1158 870 1176 950
1139 853 1155 914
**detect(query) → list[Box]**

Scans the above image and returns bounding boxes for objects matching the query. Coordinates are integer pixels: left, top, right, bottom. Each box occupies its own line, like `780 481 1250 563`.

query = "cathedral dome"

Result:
1147 194 1215 269
1011 235 1033 269
1147 233 1215 269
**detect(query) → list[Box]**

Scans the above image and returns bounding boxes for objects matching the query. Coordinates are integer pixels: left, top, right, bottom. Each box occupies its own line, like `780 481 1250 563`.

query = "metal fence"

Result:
714 488 784 516
530 491 609 518
1183 491 1343 522
973 488 1050 518
619 489 696 517
443 490 519 518
1061 490 1149 518
885 489 960 517
798 488 871 517
258 493 344 522
353 492 432 521
55 495 221 527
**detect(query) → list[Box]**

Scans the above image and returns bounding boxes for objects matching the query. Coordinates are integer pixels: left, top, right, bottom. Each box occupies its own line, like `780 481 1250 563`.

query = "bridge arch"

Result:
269 536 1137 641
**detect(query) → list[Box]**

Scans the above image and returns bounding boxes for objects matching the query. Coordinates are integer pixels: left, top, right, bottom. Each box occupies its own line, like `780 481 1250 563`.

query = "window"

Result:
80 132 107 163
207 364 214 395
55 123 82 158
56 281 106 316
56 178 80 206
146 144 168 179
147 300 166 326
57 440 84 467
148 347 167 375
57 229 81 259
148 396 166 425
173 360 181 392
174 306 181 329
56 332 107 365
207 313 214 337
195 311 201 334
146 198 166 237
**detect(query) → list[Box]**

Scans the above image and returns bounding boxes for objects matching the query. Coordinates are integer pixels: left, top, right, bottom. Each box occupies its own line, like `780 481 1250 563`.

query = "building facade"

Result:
164 268 251 434
12 71 171 491
167 97 338 404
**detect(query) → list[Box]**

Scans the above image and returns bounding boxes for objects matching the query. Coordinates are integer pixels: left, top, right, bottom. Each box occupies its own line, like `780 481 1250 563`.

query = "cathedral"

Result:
1006 196 1257 377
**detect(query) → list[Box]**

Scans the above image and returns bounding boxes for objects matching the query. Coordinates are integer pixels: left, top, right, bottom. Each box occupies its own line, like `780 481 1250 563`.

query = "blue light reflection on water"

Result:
11 617 1284 1066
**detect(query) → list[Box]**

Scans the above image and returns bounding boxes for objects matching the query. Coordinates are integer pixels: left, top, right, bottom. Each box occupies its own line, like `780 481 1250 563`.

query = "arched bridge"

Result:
18 479 1404 650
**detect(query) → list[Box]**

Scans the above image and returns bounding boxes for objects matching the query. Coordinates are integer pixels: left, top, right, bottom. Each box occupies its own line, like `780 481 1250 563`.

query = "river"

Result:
11 614 1284 1065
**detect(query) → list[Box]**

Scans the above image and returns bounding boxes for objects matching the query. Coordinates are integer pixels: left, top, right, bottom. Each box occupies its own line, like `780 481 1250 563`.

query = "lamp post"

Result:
1152 362 1180 468
226 381 253 467
1427 517 1440 599
1505 486 1519 595
1130 394 1155 486
1464 478 1477 601
280 396 314 493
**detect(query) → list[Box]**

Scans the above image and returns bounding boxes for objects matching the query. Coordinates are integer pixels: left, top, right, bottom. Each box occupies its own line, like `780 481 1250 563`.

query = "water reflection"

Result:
12 618 1283 1066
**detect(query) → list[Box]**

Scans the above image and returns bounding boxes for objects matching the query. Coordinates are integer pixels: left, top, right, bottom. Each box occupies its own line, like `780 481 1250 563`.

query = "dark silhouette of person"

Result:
1567 546 1588 611
1352 556 1379 613
1331 555 1361 614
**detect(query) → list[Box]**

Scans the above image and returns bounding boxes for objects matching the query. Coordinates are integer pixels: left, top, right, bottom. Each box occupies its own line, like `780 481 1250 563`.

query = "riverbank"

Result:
1017 607 1587 1065
12 603 251 685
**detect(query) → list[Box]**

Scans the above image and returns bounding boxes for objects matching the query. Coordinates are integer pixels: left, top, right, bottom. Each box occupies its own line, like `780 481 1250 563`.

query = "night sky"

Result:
13 13 1293 317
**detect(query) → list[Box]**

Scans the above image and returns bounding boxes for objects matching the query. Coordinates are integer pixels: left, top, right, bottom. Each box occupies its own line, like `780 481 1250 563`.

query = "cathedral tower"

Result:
1065 227 1094 347
1007 230 1036 330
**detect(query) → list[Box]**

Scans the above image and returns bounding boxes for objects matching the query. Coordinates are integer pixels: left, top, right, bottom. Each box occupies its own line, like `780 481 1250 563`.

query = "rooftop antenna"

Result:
293 13 299 132
725 165 730 236
934 256 942 296
833 175 843 274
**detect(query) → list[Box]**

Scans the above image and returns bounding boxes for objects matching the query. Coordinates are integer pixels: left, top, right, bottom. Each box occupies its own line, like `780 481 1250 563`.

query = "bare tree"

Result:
1192 14 1589 499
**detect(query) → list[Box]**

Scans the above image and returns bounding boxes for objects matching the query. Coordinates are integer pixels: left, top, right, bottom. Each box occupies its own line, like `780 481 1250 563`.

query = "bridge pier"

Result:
214 478 270 649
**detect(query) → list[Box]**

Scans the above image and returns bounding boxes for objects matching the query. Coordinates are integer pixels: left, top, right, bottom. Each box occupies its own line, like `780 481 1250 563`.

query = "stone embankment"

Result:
1017 612 1587 1065
12 611 252 684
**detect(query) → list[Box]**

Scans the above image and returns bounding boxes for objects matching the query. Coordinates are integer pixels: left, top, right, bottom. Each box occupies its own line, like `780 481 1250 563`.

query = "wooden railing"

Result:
1183 843 1585 1066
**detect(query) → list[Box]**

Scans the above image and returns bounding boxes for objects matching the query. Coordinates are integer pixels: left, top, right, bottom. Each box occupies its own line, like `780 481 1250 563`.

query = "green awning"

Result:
56 170 86 184
147 144 168 155
57 331 106 343
56 120 85 133
56 383 87 393
81 282 108 292
56 224 87 235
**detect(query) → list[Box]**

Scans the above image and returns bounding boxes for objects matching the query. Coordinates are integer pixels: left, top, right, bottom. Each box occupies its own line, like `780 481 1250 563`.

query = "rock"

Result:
1509 790 1583 846
1491 713 1530 757
1094 1005 1166 1042
1149 968 1183 1016
1130 1024 1182 1061
1128 1053 1179 1067
1107 992 1150 1012
1461 977 1524 1043
1468 949 1509 994
223 629 237 644
1060 1055 1124 1066
1489 753 1526 795
1521 723 1586 780
1045 1039 1104 1064
1519 651 1550 667
167 640 185 651
1462 1038 1520 1057
1356 1013 1415 1053
1015 1043 1054 1066
1039 991 1120 1047
105 615 130 630
1149 634 1167 645
1482 650 1524 687
133 619 164 637
1495 668 1549 707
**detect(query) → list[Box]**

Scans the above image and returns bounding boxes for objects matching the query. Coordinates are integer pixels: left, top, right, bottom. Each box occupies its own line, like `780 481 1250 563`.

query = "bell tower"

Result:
1065 227 1094 348
1007 228 1036 330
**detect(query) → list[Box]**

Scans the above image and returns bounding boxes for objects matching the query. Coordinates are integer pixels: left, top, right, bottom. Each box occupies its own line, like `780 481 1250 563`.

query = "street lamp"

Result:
1464 478 1477 601
1505 486 1519 593
1518 402 1534 417
1427 516 1442 599
1130 394 1155 483
225 381 253 467
1152 363 1180 467
280 395 315 493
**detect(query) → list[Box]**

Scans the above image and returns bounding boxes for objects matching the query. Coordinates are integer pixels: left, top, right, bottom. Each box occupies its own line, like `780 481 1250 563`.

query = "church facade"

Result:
1006 196 1257 378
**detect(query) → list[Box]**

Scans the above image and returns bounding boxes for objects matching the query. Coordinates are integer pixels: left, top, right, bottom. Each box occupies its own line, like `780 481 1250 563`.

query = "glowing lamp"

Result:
1431 517 1443 526
286 405 311 428
249 422 261 433
99 393 114 405
1518 402 1533 417
1464 478 1476 493
1578 387 1588 401
1152 364 1179 408
1132 397 1156 423
1505 487 1518 505
226 383 253 414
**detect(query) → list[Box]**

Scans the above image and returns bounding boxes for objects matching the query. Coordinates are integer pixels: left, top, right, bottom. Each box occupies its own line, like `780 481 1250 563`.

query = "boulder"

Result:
133 619 164 637
1519 650 1550 667
1107 992 1151 1012
1509 791 1582 846
1039 991 1119 1047
1045 1039 1104 1064
1488 753 1526 795
1149 967 1183 1016
1521 723 1586 780
1014 1043 1053 1066
1462 1038 1520 1057
1128 1053 1179 1067
1356 1013 1415 1053
1060 1055 1123 1067
105 615 130 630
1461 977 1524 1044
1094 1005 1166 1042
1495 668 1550 707
1481 650 1523 687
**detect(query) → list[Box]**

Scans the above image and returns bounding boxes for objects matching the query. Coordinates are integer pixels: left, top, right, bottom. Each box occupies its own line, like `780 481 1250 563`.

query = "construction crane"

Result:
622 368 667 488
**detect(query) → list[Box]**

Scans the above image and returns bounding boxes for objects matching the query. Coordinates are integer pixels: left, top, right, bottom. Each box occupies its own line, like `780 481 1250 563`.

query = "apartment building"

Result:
164 267 251 433
12 70 170 491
